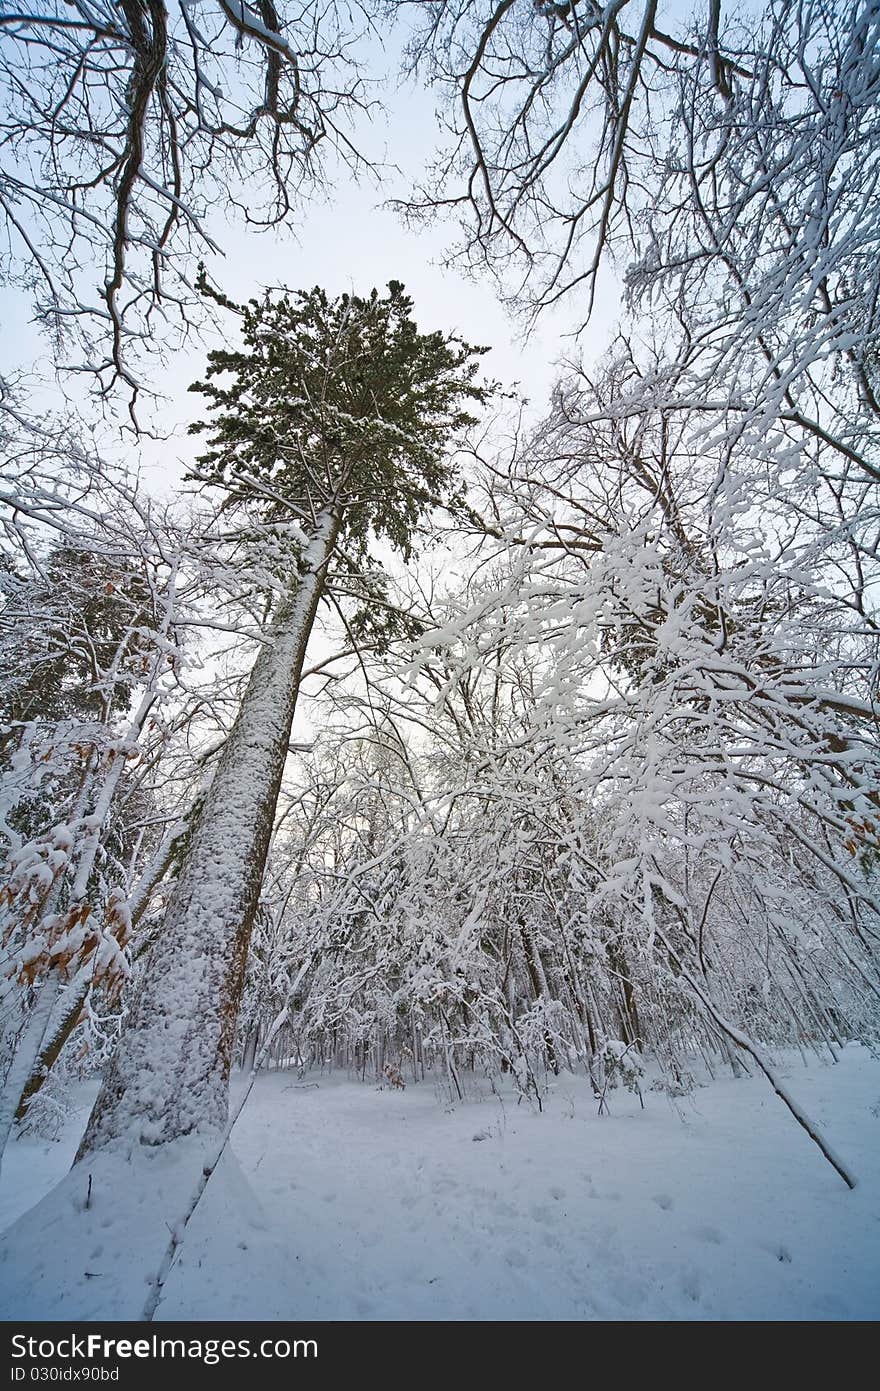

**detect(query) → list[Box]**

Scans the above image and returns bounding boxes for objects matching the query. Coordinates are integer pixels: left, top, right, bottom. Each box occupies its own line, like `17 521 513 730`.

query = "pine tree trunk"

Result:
77 510 340 1156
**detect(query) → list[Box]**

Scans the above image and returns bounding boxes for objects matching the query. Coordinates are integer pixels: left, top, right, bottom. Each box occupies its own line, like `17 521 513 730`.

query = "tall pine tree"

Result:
79 281 490 1152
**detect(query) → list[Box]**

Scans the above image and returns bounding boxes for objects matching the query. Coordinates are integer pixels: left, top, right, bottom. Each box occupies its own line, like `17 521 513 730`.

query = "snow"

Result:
76 508 341 1154
1 1047 878 1321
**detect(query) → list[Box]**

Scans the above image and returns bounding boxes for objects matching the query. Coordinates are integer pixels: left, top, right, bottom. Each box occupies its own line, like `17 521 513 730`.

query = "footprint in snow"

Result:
504 1247 527 1268
680 1267 702 1303
693 1224 723 1245
653 1193 674 1211
589 1217 618 1244
756 1239 792 1264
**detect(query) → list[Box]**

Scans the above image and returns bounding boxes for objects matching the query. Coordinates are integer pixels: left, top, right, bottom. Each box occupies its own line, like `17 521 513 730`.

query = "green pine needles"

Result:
189 275 492 561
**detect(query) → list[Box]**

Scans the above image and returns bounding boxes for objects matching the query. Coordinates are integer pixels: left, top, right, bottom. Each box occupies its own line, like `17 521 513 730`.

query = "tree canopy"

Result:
189 278 491 557
0 1 877 1206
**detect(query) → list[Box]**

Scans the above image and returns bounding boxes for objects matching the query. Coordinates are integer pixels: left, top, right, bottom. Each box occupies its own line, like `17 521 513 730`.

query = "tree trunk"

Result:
240 1024 260 1074
607 939 643 1050
14 813 195 1124
520 921 559 1074
0 977 62 1170
14 970 89 1124
77 510 340 1156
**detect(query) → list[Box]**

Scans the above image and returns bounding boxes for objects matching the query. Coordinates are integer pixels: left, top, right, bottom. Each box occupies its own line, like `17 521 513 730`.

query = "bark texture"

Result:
77 512 339 1155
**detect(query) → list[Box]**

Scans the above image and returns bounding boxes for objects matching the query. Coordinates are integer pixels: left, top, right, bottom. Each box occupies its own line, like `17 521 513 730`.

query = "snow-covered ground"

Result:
1 1046 878 1321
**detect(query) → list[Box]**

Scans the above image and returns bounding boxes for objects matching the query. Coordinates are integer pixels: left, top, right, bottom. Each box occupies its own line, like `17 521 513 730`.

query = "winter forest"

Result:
0 0 879 1325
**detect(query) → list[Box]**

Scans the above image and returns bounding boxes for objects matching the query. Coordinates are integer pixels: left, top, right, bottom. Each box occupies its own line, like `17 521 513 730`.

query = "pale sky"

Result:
0 31 623 496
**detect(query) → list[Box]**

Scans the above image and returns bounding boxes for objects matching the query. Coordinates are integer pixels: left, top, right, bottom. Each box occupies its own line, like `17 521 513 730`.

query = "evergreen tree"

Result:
79 280 491 1153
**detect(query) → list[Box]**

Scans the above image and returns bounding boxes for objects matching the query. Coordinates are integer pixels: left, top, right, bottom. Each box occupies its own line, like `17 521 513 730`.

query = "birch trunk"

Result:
77 509 340 1155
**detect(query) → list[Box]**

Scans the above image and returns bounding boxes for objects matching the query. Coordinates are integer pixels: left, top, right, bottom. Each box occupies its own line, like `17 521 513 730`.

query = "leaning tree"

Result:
77 279 491 1153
